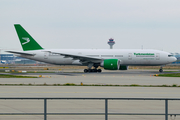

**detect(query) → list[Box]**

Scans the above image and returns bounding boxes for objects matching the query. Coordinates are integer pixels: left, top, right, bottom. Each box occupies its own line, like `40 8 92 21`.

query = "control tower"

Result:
107 38 115 49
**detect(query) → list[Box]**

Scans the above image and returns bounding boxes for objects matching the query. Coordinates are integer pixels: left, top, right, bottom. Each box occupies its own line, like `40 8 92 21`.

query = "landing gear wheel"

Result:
93 69 97 72
159 69 163 72
86 69 91 72
84 69 88 73
97 69 102 73
84 68 101 73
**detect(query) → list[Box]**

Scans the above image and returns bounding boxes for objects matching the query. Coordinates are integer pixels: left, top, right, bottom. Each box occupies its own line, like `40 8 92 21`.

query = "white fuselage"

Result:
18 49 177 66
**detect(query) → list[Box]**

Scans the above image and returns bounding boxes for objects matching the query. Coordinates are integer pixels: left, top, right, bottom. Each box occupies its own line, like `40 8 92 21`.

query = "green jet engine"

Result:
101 59 128 70
101 59 120 70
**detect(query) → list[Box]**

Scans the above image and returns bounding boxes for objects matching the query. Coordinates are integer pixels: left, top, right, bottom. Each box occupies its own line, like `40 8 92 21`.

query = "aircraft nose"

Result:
172 57 177 62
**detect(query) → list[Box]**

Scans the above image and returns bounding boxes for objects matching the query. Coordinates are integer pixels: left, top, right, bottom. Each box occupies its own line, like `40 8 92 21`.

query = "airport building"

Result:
107 38 115 49
0 54 37 64
0 54 14 64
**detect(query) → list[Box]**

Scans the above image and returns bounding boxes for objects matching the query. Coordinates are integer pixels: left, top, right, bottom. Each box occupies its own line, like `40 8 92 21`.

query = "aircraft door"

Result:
156 53 160 60
44 52 49 59
128 53 132 60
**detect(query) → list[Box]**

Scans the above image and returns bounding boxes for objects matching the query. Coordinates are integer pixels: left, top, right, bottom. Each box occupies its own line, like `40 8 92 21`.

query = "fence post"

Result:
165 99 168 120
105 99 108 120
44 98 47 120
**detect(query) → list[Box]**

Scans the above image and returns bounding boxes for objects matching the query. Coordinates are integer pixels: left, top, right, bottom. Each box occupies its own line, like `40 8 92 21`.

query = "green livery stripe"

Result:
134 53 154 55
14 24 43 51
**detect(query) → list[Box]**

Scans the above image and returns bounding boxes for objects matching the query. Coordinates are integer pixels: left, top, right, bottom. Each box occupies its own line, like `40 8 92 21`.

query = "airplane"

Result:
0 60 6 64
7 24 177 73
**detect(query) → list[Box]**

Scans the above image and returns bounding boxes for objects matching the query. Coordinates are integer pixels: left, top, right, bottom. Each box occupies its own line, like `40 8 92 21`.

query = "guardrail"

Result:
0 98 180 120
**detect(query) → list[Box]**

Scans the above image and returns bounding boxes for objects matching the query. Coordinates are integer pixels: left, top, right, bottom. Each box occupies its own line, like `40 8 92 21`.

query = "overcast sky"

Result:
0 0 180 53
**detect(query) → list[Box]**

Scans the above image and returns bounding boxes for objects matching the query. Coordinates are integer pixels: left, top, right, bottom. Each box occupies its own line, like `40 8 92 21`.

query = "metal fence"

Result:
0 98 180 120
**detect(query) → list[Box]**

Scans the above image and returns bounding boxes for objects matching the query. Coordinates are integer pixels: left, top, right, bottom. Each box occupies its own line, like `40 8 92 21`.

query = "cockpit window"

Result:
168 55 173 57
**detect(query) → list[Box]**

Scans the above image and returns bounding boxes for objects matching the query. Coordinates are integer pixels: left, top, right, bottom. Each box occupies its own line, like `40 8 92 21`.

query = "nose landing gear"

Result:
159 66 163 72
159 69 163 72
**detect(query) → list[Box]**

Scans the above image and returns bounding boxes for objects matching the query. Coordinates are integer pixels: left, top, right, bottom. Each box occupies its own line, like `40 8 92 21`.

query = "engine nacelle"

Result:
119 65 128 70
101 59 120 70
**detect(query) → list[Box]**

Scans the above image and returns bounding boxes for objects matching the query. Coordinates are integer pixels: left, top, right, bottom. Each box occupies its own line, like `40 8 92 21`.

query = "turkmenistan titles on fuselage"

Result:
7 24 177 73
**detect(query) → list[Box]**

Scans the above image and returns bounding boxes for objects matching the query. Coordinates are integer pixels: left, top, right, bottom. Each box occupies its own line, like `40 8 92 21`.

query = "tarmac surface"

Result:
0 69 180 120
1 69 180 85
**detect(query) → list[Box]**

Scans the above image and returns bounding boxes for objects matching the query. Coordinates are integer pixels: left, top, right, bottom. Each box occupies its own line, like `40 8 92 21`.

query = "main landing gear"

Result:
84 69 102 73
84 63 102 73
159 66 163 72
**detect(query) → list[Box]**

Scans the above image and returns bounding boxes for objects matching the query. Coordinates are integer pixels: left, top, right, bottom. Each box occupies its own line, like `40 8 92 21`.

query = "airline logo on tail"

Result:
22 37 30 45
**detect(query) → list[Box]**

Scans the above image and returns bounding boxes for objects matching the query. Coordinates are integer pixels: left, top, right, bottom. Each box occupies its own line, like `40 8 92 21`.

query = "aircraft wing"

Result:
6 51 35 56
46 51 103 63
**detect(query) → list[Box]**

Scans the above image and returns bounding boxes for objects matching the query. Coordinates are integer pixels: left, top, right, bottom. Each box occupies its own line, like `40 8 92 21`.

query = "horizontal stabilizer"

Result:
6 51 35 56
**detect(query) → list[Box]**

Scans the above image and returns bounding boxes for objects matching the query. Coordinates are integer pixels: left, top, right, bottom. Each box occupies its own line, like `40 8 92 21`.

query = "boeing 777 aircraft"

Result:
7 24 177 73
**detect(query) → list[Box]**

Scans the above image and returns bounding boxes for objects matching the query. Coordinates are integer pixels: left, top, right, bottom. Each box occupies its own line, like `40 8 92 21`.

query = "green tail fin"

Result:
14 24 43 51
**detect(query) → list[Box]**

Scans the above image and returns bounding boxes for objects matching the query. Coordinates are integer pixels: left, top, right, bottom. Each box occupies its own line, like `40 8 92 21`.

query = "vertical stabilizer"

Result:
14 24 43 51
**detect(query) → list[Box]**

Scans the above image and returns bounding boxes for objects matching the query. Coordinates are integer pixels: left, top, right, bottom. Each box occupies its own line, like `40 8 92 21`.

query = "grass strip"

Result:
157 73 180 77
0 83 179 87
164 71 180 72
0 74 37 78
